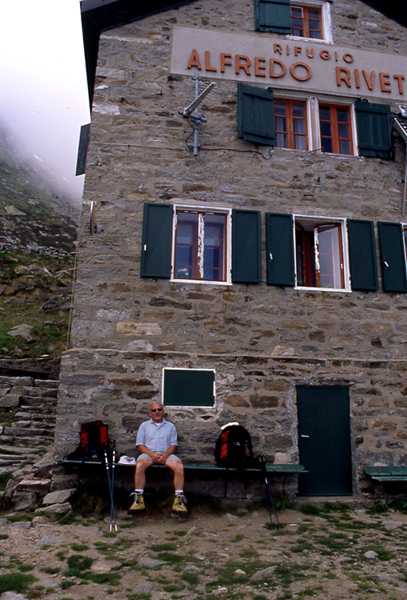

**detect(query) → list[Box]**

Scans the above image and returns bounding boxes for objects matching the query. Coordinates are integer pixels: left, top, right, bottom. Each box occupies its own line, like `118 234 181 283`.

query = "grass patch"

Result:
298 504 322 516
0 572 37 594
156 552 182 564
367 502 389 515
181 571 199 585
63 554 93 578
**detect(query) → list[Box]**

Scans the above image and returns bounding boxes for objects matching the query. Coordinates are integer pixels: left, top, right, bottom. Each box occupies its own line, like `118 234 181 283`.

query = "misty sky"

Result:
0 0 90 205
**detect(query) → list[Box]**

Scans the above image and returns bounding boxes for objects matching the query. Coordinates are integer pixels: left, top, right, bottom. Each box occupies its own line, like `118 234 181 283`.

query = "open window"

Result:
295 217 349 290
163 368 215 407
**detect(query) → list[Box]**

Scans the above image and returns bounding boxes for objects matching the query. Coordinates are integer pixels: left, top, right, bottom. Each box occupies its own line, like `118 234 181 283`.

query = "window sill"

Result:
288 35 332 44
295 286 351 293
171 278 232 286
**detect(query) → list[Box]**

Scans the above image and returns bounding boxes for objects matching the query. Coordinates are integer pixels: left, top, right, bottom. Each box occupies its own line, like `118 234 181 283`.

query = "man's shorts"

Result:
137 453 181 464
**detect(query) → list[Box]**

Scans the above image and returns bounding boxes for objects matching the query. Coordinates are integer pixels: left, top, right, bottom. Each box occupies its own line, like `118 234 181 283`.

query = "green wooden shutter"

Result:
355 101 393 159
266 213 295 286
254 0 291 33
238 83 275 146
347 219 378 291
378 222 407 292
232 209 261 283
164 369 215 407
140 203 173 278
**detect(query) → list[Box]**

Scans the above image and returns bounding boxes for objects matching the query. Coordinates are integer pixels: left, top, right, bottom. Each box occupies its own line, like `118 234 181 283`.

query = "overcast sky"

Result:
0 0 90 205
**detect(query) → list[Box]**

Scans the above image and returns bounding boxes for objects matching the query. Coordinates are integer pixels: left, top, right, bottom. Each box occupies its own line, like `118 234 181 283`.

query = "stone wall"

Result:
56 0 407 498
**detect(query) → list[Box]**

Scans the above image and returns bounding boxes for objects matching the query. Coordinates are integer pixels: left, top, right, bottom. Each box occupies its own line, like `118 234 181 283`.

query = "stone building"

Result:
56 0 407 499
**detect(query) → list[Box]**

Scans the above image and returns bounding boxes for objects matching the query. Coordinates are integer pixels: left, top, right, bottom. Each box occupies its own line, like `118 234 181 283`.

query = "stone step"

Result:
0 457 24 466
33 379 59 388
5 426 54 437
14 413 56 424
0 444 39 454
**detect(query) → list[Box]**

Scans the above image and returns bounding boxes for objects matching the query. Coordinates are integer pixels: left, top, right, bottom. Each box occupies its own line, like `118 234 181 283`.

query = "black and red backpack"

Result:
215 423 254 469
66 420 111 462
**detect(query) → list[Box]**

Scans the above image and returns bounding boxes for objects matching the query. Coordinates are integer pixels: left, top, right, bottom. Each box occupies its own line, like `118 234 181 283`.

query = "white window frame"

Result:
289 0 333 44
293 214 351 292
274 92 358 157
162 367 216 408
171 203 232 285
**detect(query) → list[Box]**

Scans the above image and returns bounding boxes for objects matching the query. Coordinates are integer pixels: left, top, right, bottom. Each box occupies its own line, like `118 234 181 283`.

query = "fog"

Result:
0 0 90 207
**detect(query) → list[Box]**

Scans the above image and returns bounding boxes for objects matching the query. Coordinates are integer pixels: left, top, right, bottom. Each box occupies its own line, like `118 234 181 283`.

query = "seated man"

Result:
127 402 188 517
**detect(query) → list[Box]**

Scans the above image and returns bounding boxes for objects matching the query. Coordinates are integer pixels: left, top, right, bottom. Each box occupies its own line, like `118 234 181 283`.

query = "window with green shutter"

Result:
378 222 407 293
141 203 173 278
355 101 393 160
238 83 275 146
347 219 378 291
232 209 262 283
255 0 291 33
266 213 295 286
163 369 215 407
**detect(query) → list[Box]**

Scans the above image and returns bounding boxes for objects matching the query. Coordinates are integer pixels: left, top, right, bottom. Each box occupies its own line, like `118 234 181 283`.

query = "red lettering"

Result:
235 54 251 75
290 62 312 82
320 50 331 60
394 74 405 95
294 46 302 56
343 53 354 64
354 69 361 89
187 49 202 70
269 58 286 78
273 43 282 55
336 67 351 88
379 72 391 93
204 51 217 72
362 70 376 90
220 53 232 73
306 48 314 59
255 56 266 77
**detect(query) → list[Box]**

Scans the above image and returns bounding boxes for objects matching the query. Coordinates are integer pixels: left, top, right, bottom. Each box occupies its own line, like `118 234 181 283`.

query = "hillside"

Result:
0 121 79 358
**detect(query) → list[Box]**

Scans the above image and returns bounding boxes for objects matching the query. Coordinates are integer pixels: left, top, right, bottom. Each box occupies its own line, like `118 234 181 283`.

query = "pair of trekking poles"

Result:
258 455 282 530
103 441 117 531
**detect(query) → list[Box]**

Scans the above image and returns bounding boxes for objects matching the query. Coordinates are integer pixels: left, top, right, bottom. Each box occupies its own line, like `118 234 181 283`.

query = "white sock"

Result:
175 490 183 495
135 489 143 494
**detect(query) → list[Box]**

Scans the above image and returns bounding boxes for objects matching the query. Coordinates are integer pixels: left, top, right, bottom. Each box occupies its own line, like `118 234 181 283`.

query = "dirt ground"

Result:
2 498 407 600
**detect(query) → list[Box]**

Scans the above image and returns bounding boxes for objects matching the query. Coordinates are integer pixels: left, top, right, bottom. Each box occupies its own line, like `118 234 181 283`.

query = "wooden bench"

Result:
364 466 407 483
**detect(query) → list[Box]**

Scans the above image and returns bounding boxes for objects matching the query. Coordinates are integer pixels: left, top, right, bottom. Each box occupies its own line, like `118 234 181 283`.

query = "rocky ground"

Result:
1 497 407 600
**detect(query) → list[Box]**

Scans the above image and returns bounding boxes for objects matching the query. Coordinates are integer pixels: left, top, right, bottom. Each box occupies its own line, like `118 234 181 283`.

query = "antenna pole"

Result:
193 74 200 156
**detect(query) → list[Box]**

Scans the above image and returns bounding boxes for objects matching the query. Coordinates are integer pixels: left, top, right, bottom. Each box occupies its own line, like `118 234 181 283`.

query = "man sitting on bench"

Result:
127 402 188 517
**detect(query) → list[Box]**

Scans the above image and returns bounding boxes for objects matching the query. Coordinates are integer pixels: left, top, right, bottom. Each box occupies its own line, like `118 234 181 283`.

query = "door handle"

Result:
300 434 310 438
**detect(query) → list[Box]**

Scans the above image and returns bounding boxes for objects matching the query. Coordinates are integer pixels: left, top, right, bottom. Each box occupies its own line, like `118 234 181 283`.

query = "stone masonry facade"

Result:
56 0 407 498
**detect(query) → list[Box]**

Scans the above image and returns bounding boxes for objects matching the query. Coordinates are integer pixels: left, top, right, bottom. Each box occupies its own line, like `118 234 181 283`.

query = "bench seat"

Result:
60 459 306 474
364 466 407 482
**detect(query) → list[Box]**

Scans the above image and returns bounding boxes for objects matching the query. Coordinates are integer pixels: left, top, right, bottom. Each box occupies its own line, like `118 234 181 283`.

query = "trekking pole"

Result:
258 456 281 530
111 441 117 531
103 446 117 532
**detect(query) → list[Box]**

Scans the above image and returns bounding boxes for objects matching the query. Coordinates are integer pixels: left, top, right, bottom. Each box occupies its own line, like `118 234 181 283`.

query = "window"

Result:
266 214 378 291
238 84 393 159
295 217 348 290
163 368 215 407
174 209 227 282
274 98 308 150
141 203 262 284
255 0 333 43
291 4 322 39
319 104 353 155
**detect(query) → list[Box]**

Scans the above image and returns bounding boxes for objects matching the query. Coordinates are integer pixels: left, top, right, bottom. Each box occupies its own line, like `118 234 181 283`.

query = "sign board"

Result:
171 26 407 102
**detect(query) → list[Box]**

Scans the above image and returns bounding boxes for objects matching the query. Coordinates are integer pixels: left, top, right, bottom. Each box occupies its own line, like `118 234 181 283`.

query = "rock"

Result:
0 592 28 600
133 584 154 595
33 452 54 469
364 550 378 559
91 560 121 573
11 491 37 511
251 566 277 581
37 534 63 546
6 325 35 343
35 502 72 515
234 569 246 575
213 588 229 596
42 488 77 505
4 479 21 500
139 559 166 568
17 479 51 493
9 521 31 531
0 394 20 408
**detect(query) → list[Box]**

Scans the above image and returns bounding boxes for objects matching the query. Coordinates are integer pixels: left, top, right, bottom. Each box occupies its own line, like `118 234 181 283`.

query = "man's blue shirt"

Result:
136 418 178 453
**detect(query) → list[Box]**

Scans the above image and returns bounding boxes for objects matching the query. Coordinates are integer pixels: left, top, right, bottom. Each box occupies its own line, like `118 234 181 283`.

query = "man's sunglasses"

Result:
151 408 163 412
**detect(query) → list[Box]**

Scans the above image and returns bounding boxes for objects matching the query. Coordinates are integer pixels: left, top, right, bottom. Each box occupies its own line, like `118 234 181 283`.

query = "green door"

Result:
297 386 352 496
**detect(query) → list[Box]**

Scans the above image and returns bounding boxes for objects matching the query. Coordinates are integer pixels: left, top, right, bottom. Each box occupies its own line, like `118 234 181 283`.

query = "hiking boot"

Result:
171 494 188 517
127 492 145 515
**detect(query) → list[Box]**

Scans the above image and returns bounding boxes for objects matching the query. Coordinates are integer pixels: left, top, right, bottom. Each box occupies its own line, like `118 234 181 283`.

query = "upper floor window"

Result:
255 0 333 43
291 4 322 39
238 83 393 159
